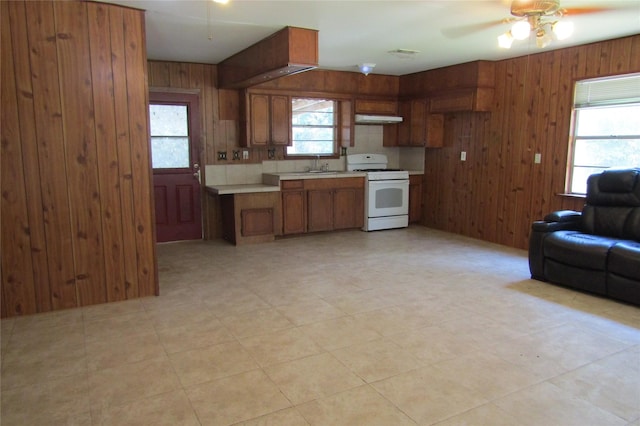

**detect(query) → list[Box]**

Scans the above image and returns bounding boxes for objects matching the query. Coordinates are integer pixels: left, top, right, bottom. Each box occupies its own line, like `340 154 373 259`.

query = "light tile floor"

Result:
1 227 639 425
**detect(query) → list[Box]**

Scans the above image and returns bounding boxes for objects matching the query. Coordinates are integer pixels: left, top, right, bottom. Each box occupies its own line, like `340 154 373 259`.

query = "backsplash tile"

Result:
204 126 422 187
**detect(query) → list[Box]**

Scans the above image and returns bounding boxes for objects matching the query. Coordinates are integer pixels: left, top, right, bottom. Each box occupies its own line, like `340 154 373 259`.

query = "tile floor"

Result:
1 227 639 425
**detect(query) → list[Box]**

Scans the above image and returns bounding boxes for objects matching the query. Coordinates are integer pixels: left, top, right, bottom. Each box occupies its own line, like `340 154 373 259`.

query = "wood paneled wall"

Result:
1 0 157 317
422 35 640 250
147 61 231 165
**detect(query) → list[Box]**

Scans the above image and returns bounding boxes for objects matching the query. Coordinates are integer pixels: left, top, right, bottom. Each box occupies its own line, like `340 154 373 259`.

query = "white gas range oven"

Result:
347 154 409 231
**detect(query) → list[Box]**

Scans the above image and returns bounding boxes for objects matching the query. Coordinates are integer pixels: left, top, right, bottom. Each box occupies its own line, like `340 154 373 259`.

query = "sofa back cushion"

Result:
582 168 640 241
586 168 640 206
582 206 640 240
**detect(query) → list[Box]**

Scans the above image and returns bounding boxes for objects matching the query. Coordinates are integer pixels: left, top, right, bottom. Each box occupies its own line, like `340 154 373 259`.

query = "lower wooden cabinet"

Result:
334 187 364 229
281 180 306 235
219 192 281 245
307 189 334 232
282 177 364 235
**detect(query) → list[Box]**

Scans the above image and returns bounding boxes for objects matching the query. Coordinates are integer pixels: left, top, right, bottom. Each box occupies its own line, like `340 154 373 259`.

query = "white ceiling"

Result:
101 0 640 76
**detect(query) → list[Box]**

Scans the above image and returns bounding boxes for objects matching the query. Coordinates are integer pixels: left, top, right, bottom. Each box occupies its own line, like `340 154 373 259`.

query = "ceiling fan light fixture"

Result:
552 20 574 40
357 63 376 76
498 32 514 48
536 31 553 48
511 20 531 40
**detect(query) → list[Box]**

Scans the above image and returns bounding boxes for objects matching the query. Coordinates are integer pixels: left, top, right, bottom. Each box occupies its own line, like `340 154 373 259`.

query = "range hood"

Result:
354 114 403 124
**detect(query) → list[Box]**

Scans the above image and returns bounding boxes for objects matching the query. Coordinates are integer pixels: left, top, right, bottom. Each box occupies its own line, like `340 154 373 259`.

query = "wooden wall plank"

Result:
123 7 158 297
2 0 156 317
7 1 51 312
109 5 139 299
24 0 78 310
54 1 107 306
538 49 562 217
1 2 38 316
148 61 170 87
630 37 640 70
422 35 640 250
88 2 127 302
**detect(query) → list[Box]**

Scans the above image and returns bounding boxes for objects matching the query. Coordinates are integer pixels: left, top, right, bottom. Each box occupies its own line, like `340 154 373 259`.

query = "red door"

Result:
149 92 202 242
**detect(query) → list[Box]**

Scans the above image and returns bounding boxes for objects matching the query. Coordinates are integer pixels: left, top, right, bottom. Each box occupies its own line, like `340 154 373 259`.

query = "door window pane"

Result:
150 104 190 168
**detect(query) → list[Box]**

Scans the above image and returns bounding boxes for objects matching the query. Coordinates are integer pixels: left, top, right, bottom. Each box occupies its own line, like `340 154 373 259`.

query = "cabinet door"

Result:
270 95 290 146
334 187 364 229
409 99 427 146
396 101 411 146
307 189 334 232
249 94 270 146
282 190 305 234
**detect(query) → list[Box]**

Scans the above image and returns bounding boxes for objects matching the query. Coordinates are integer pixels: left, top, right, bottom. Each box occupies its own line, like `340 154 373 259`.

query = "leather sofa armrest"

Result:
529 210 581 280
531 220 581 233
544 210 581 223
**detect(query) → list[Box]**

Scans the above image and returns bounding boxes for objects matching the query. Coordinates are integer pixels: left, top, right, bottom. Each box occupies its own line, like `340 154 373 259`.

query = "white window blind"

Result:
574 72 640 108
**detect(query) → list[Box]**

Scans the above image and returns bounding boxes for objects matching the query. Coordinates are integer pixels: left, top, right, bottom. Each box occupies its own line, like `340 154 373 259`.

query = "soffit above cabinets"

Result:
217 26 318 89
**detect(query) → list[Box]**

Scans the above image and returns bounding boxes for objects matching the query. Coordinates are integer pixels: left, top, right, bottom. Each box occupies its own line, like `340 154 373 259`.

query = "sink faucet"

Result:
313 155 320 171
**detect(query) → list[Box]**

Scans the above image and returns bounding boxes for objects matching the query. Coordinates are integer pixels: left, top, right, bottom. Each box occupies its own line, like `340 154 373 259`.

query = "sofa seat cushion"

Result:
609 241 640 281
544 231 618 270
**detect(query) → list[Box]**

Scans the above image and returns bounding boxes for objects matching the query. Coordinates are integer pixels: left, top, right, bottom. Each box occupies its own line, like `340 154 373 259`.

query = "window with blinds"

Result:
568 72 640 194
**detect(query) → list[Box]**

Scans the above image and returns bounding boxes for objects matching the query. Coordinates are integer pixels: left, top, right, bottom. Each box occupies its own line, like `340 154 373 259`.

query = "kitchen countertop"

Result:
207 170 424 195
262 171 367 185
206 184 280 195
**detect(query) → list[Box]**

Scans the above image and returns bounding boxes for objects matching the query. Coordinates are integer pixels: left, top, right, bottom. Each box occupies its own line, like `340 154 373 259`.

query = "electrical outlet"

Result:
267 148 276 160
460 151 467 161
534 153 542 164
232 150 240 160
217 151 227 161
242 150 249 160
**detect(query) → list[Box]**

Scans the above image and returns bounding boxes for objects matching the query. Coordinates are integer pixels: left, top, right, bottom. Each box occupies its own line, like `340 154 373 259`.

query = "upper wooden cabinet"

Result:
384 99 444 148
241 92 291 147
400 61 495 113
354 99 398 115
429 88 493 113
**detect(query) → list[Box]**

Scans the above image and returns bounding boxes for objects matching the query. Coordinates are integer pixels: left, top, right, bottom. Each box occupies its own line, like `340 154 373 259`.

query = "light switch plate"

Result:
534 153 542 164
460 151 467 161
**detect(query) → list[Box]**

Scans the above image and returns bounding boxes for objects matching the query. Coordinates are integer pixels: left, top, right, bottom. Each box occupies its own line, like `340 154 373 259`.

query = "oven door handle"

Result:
368 179 409 185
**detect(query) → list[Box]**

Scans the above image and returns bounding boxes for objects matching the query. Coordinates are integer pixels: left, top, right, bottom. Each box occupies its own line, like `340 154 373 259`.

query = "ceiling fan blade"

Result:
562 6 617 16
562 2 640 17
441 19 507 39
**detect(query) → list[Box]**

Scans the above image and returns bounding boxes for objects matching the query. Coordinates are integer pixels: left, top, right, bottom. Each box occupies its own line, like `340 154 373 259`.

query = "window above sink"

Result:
287 97 338 157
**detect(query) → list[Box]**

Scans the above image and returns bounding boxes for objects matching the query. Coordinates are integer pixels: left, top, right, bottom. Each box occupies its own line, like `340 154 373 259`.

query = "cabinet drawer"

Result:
281 180 304 190
304 177 364 190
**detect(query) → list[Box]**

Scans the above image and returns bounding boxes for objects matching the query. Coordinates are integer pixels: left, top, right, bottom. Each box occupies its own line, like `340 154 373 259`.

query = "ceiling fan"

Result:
442 0 623 49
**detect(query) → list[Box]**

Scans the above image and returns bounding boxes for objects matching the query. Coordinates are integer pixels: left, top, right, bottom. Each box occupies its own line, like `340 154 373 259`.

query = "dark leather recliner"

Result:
528 168 640 305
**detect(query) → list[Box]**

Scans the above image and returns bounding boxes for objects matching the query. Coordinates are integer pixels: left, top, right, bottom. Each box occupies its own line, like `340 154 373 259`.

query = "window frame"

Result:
566 73 640 195
286 96 340 159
